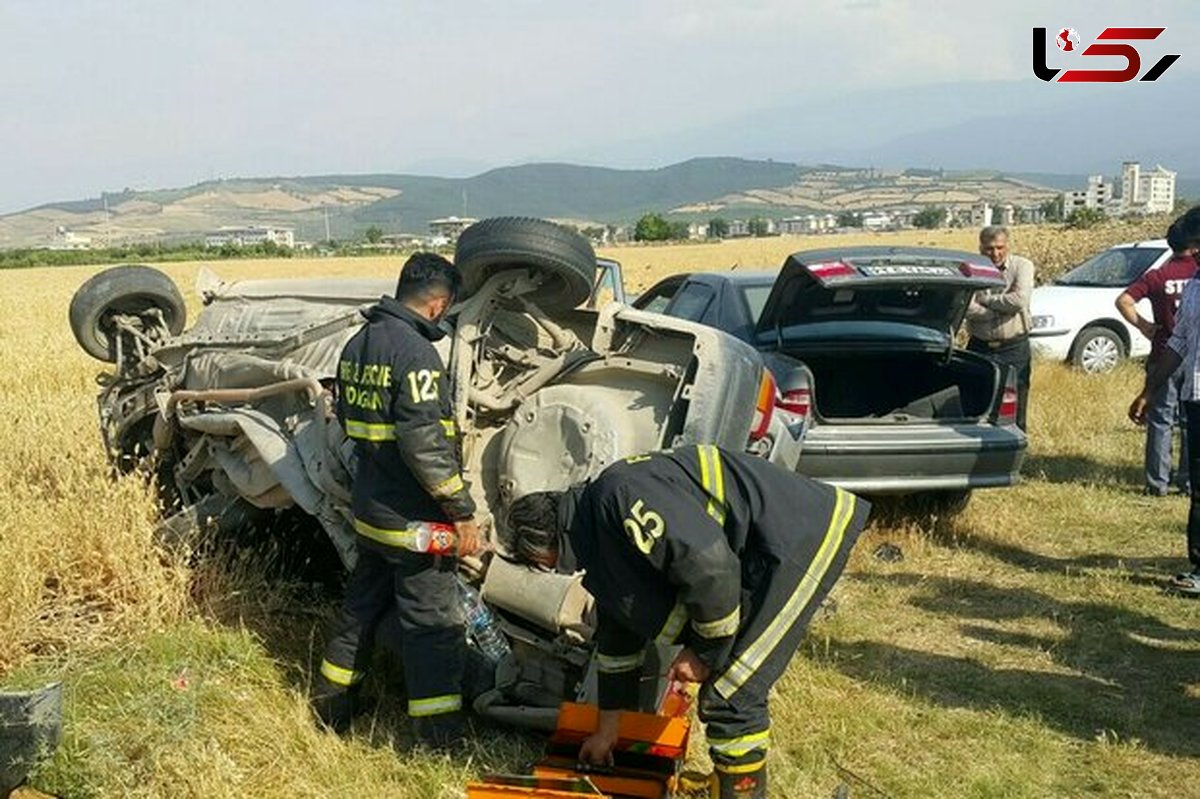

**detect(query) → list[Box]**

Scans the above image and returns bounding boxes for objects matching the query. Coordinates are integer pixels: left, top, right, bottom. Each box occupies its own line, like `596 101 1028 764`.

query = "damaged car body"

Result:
68 217 802 729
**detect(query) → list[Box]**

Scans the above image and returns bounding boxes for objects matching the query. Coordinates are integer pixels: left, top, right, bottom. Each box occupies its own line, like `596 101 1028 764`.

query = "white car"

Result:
1030 239 1171 373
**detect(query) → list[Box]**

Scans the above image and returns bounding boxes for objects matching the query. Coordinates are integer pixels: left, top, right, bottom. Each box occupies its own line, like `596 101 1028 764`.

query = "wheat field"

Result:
3 218 1198 798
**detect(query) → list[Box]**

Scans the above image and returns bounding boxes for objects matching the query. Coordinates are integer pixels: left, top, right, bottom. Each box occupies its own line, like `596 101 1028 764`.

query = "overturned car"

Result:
68 217 802 728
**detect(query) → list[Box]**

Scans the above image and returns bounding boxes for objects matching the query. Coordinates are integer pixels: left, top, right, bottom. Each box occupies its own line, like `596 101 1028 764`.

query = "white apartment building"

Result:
777 214 838 234
1063 176 1115 213
427 216 478 243
1062 162 1176 216
1120 162 1176 214
205 226 295 248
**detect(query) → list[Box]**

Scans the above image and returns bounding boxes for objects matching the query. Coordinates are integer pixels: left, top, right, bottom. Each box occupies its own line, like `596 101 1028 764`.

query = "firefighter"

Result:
312 252 481 748
506 445 870 799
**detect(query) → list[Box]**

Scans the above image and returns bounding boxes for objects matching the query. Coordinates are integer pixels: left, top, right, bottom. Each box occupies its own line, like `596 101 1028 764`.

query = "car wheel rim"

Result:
1081 337 1119 372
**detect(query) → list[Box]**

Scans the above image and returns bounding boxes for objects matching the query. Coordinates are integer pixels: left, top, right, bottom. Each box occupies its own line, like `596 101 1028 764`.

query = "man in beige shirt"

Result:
964 225 1035 430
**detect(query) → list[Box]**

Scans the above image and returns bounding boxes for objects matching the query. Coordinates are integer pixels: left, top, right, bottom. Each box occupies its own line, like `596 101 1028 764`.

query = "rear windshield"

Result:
741 285 773 323
1055 247 1167 287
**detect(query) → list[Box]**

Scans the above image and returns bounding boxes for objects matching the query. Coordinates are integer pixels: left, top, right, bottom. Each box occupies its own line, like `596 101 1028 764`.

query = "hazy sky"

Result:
0 0 1195 213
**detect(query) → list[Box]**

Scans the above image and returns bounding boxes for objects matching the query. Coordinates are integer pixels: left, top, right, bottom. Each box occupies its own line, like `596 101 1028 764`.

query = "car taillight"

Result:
998 382 1019 426
778 387 811 419
750 369 778 441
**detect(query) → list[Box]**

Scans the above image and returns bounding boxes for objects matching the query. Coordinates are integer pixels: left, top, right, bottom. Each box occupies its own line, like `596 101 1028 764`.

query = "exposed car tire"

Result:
1070 326 1125 373
454 217 596 312
69 265 186 362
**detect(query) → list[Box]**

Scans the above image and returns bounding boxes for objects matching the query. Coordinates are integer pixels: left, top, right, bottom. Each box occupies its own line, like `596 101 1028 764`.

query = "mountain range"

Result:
0 159 1072 249
2 78 1195 249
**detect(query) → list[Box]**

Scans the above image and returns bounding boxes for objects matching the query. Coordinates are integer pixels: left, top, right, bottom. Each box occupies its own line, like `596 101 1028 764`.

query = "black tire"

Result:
454 217 596 312
1070 326 1125 374
68 265 186 362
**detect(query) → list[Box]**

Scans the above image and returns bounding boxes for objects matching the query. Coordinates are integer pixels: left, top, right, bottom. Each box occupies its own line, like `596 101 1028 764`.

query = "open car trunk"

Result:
755 247 1009 423
790 351 999 422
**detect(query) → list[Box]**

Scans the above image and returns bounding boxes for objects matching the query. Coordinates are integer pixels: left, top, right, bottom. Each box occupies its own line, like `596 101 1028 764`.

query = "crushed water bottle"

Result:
457 580 511 664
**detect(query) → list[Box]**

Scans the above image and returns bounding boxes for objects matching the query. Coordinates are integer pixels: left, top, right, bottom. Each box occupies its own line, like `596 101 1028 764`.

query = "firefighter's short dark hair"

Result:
396 252 462 303
505 491 564 568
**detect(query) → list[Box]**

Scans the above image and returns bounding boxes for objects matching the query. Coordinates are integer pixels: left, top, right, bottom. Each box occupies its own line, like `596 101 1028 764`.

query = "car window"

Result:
1055 247 1167 287
667 283 715 321
635 281 681 314
741 285 774 322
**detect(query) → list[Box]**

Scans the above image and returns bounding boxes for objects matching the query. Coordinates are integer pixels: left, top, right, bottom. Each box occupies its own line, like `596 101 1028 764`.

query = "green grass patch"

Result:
8 620 542 798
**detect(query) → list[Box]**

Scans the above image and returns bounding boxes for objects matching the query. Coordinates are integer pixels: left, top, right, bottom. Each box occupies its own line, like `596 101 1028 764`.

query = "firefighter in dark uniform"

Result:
312 252 481 747
506 445 869 799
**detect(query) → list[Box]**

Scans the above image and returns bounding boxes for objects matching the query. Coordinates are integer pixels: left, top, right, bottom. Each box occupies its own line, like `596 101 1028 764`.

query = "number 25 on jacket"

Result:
624 499 666 555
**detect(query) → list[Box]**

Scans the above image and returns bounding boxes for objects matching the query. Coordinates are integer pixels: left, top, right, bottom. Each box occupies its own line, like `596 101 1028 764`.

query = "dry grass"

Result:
2 219 1198 797
0 277 189 671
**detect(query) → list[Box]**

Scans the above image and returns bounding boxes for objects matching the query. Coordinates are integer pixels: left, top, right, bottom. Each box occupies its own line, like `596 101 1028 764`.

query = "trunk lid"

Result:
754 247 1006 354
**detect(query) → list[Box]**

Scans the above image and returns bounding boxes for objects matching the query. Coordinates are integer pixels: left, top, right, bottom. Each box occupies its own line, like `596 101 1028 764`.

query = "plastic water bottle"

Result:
458 581 511 664
411 520 457 554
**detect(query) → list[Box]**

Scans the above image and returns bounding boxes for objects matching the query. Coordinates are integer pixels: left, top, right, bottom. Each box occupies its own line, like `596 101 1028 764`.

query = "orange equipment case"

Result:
467 700 692 799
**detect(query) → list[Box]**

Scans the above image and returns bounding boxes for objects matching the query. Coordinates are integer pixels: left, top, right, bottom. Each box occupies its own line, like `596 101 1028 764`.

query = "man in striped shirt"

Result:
506 446 870 799
1129 206 1200 595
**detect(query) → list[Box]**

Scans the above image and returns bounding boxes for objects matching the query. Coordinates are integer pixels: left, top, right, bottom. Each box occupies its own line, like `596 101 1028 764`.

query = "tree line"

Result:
0 240 296 269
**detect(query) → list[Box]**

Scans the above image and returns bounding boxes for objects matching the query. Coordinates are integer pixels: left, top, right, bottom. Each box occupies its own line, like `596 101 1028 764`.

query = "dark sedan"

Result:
634 247 1028 510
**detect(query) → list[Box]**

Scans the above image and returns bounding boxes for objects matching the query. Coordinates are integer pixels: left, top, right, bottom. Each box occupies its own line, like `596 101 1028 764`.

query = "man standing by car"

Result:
1131 206 1200 596
505 445 870 799
312 253 482 747
965 225 1035 431
1116 221 1198 496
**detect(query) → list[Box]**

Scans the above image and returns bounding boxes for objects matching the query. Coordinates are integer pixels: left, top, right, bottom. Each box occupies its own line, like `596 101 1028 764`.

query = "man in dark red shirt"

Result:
1117 223 1199 496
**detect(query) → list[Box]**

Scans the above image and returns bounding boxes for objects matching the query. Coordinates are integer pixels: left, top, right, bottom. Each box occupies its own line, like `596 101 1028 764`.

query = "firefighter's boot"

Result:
710 752 767 799
413 710 466 751
310 677 356 734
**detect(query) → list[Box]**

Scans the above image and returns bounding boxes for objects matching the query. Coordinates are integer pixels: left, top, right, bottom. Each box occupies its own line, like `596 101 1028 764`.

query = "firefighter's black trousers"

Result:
698 495 870 765
316 543 465 725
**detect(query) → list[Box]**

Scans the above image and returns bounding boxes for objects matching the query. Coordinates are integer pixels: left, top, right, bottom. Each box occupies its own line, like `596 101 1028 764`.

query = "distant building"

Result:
687 221 709 240
971 202 1016 227
777 214 838 235
728 219 750 238
1063 176 1115 214
427 216 477 243
861 212 892 230
48 226 93 250
969 202 995 227
1120 161 1175 214
777 216 810 235
379 233 425 248
1017 204 1047 224
205 225 294 248
1062 162 1175 217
